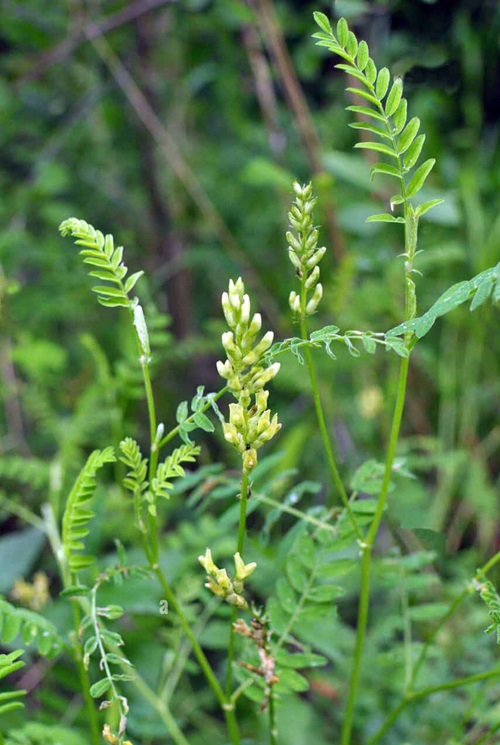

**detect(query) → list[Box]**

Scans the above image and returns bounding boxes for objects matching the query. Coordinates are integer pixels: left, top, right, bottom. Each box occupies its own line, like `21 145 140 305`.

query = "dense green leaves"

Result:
62 447 116 573
59 219 144 310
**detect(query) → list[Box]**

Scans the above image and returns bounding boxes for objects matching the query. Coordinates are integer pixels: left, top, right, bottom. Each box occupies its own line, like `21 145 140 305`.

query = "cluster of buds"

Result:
217 277 281 472
287 181 326 317
223 390 281 472
198 548 256 608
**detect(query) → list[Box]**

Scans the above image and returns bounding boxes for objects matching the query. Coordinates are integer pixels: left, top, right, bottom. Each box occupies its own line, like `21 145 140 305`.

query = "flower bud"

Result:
243 447 258 472
306 246 326 270
306 283 323 315
305 265 320 290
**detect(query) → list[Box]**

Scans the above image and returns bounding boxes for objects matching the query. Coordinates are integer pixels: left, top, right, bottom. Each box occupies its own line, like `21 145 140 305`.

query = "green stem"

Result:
226 469 250 697
268 685 278 745
151 562 241 745
299 304 362 540
70 602 101 745
341 355 410 745
367 668 500 745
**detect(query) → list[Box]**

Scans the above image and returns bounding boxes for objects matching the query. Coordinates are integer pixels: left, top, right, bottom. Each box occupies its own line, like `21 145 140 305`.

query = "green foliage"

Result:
0 650 26 716
0 599 62 657
389 261 500 339
59 219 144 310
61 447 116 574
313 13 440 218
151 443 200 502
0 456 50 491
476 578 500 643
1 4 499 745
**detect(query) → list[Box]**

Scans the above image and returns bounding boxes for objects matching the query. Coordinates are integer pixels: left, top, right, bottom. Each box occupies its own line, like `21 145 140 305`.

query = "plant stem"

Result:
367 668 500 745
299 303 362 540
151 562 241 745
226 469 250 697
341 354 410 745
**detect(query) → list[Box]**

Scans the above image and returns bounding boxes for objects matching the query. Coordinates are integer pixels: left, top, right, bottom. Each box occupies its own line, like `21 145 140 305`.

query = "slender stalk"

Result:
268 685 278 745
367 668 500 745
136 321 240 744
226 470 250 696
151 562 241 745
341 354 410 745
299 293 362 540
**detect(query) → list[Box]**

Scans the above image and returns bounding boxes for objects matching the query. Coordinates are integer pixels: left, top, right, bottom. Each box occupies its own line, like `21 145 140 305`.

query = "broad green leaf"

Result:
268 597 290 635
97 297 130 308
354 142 397 158
286 555 309 592
84 637 98 658
316 559 354 580
346 105 385 122
470 277 493 310
356 40 369 70
91 285 126 298
415 198 443 218
406 158 435 198
306 585 343 603
337 18 349 47
410 603 450 622
361 335 376 353
335 64 367 85
404 134 426 169
277 668 310 693
111 245 123 269
375 67 390 99
276 650 327 669
385 78 403 116
346 87 380 106
349 122 391 140
393 98 408 134
313 11 332 35
1 614 21 644
370 163 402 180
89 678 111 698
346 30 358 57
88 270 121 283
365 59 377 84
124 270 144 294
398 117 420 154
193 411 214 432
276 578 297 614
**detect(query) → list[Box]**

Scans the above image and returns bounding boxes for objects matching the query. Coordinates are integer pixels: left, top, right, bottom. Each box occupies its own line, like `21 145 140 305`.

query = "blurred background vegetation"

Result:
0 1 499 743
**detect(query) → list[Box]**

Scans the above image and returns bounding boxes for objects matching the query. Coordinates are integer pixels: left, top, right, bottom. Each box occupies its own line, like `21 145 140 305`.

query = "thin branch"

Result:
19 0 178 83
88 33 284 332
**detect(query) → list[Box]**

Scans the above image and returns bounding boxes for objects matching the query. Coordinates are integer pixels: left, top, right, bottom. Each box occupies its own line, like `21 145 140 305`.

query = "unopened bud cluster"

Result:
217 277 281 472
198 548 256 608
287 181 325 317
